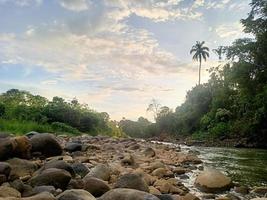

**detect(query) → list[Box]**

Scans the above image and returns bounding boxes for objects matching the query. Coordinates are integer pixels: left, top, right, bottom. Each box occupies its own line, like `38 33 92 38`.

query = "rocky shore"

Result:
0 133 266 200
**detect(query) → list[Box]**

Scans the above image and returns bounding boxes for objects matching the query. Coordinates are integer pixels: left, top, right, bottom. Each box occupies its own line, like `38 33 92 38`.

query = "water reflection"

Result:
191 146 267 186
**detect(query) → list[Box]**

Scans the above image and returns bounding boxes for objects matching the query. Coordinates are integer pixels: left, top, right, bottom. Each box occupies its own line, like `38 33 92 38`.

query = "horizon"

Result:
0 0 251 121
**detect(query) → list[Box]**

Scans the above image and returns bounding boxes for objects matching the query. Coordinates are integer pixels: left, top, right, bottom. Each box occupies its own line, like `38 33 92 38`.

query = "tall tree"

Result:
146 99 161 121
213 46 224 61
190 41 210 85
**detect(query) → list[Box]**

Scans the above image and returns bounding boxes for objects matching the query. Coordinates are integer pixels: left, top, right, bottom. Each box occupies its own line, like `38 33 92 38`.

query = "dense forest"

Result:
0 89 124 137
120 0 267 148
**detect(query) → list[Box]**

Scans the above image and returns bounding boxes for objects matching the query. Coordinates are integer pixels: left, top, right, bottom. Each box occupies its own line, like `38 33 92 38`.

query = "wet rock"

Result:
172 167 186 175
0 186 21 198
143 147 156 157
65 142 82 153
30 133 62 157
195 169 232 193
0 136 31 160
114 173 149 192
67 178 84 189
83 176 110 197
25 132 40 139
201 194 216 199
85 164 111 181
71 163 89 178
57 189 96 200
98 188 160 200
178 153 202 164
29 168 71 189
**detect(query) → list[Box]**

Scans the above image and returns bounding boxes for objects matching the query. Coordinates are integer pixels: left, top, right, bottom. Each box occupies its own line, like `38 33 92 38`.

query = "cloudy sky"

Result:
0 0 251 120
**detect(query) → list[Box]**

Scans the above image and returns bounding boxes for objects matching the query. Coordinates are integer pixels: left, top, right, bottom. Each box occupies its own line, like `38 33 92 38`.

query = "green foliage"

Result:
0 89 123 137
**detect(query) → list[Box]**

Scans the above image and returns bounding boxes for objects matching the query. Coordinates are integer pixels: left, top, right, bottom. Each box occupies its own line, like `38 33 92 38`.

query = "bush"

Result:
51 122 81 135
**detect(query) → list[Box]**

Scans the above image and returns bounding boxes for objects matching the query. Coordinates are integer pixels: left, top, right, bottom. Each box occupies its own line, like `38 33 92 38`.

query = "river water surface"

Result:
186 145 267 186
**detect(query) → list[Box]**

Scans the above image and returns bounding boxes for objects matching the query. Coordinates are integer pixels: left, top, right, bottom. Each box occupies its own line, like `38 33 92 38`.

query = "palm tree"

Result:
190 41 209 85
213 46 224 61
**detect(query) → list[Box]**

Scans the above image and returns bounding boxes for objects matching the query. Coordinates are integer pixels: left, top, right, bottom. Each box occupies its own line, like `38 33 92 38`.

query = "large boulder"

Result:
0 136 31 160
29 168 71 189
143 147 156 157
57 189 96 200
114 173 149 192
98 188 160 200
30 134 62 157
195 169 232 193
85 164 111 181
83 177 110 197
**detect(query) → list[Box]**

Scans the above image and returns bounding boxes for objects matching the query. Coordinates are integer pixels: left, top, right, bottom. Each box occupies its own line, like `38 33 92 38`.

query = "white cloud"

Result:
215 22 245 38
58 0 90 12
0 0 42 6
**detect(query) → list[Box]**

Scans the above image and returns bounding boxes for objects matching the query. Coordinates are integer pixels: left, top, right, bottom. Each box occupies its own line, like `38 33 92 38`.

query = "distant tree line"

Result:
0 89 124 136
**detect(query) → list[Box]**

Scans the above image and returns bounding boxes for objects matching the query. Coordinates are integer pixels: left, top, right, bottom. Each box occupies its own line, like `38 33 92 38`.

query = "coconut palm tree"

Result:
190 41 210 85
213 46 224 61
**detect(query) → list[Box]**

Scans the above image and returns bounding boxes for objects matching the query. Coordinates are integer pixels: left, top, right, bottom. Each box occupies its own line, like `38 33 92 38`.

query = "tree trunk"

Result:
198 58 202 85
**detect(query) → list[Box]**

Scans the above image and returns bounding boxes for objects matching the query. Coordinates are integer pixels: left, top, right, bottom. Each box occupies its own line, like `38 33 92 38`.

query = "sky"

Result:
0 0 251 121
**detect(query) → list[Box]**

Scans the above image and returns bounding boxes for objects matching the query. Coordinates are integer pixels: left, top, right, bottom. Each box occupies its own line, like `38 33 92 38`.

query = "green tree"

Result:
213 46 224 61
190 41 210 85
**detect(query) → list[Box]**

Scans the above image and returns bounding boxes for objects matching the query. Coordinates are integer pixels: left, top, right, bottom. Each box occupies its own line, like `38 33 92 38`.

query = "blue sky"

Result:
0 0 251 120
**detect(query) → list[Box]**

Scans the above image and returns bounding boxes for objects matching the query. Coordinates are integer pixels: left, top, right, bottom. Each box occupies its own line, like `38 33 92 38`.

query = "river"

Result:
183 145 267 187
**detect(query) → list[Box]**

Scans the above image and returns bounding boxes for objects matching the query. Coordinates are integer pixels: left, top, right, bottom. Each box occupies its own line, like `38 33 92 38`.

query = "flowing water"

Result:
188 146 267 187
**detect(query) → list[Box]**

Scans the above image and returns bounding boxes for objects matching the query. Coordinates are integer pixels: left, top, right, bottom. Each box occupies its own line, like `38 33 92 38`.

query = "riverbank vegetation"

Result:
121 0 267 148
0 89 124 137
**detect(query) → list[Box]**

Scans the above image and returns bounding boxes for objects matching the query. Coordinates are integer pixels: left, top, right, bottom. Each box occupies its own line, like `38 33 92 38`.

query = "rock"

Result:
153 179 183 195
152 168 174 178
98 188 160 200
195 169 232 193
32 186 57 196
0 162 11 177
182 193 200 200
252 187 267 195
121 154 135 166
114 173 149 192
156 194 176 200
57 189 96 200
0 174 6 184
173 167 187 175
7 158 38 179
22 192 56 200
178 153 202 164
0 136 31 160
150 161 166 170
234 186 249 194
85 164 111 181
29 168 71 189
30 133 62 157
37 160 75 177
149 186 161 195
143 147 156 157
0 186 21 198
83 176 110 197
64 142 82 153
250 199 267 200
71 163 89 178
